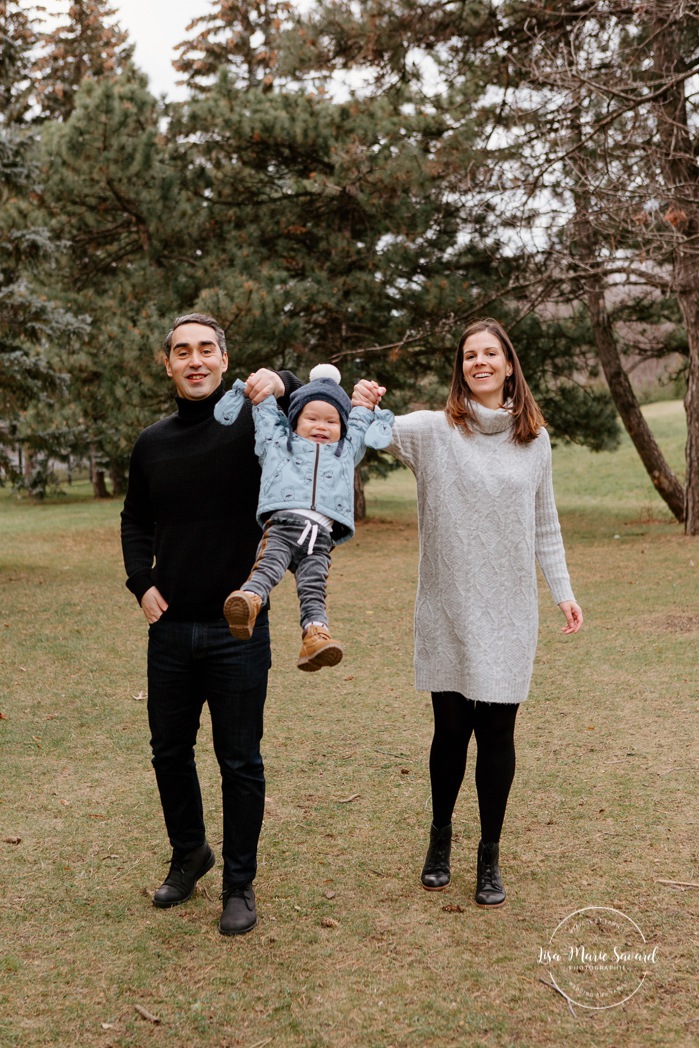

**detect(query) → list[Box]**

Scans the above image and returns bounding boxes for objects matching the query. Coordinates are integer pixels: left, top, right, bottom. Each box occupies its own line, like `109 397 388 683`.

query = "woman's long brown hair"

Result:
445 318 545 445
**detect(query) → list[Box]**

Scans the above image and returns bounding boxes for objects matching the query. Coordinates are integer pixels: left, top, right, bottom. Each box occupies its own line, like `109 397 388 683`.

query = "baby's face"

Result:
295 400 342 444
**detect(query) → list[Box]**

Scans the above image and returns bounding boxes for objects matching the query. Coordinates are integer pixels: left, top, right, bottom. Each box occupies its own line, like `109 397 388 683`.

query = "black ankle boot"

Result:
220 883 257 936
153 842 215 908
421 822 452 890
475 840 505 906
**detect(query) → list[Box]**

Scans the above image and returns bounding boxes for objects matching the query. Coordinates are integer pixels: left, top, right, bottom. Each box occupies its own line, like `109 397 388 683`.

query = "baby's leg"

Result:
224 520 295 639
244 521 296 602
293 546 332 629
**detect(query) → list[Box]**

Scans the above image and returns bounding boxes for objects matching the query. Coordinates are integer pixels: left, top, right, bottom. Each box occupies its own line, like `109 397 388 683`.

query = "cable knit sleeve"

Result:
386 411 436 472
534 429 575 605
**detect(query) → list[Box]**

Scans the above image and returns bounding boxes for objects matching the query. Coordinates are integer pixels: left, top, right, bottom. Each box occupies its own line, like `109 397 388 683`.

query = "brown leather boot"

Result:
297 624 344 672
223 590 262 639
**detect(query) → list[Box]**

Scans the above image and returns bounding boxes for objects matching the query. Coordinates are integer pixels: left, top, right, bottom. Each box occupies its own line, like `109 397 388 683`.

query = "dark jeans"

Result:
147 614 270 886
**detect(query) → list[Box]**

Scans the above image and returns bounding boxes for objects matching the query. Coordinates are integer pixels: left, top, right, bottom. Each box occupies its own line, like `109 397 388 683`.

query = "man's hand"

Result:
245 369 285 404
142 586 169 624
352 379 386 409
558 600 583 634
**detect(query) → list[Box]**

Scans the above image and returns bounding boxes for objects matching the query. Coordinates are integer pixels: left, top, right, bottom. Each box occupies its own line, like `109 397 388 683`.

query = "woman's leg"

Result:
472 701 519 906
421 691 475 890
472 701 519 842
429 691 476 828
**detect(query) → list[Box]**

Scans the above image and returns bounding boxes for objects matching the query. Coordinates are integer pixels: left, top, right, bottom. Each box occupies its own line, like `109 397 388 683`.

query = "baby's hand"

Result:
352 379 386 409
245 368 284 404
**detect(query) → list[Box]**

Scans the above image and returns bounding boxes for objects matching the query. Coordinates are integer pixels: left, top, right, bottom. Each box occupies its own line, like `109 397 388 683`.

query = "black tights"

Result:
430 691 519 842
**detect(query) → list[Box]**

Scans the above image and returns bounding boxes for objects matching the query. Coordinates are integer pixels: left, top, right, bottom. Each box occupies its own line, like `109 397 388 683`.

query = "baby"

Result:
214 365 393 671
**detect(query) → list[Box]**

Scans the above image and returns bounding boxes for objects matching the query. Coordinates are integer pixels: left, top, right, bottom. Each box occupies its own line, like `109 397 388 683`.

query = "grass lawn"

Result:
0 401 697 1047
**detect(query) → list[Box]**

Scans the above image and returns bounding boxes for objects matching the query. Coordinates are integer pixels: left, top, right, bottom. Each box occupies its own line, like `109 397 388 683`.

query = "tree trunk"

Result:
354 466 366 521
676 285 699 533
586 285 686 522
89 444 111 499
652 10 699 533
109 458 128 498
567 71 685 523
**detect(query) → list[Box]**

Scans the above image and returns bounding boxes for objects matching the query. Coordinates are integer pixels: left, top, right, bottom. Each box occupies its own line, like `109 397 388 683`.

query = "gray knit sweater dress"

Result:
388 400 575 705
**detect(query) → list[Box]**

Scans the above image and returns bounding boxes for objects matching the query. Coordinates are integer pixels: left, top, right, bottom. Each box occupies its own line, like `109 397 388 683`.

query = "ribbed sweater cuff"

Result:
125 570 154 604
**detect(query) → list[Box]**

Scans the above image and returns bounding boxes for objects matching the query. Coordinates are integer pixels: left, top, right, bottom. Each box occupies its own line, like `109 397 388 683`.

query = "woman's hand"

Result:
246 369 284 403
558 600 583 634
352 379 386 409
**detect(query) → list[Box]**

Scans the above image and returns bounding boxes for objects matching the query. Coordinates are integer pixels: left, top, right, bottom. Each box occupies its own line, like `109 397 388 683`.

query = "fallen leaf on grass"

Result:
337 793 360 804
0 712 6 719
324 890 336 899
4 837 21 845
134 1004 160 1024
132 691 145 701
321 917 339 928
101 1023 115 1030
442 904 466 913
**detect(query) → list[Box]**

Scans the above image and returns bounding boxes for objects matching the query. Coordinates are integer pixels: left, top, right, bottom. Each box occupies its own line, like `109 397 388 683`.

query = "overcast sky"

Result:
50 0 212 99
112 0 212 98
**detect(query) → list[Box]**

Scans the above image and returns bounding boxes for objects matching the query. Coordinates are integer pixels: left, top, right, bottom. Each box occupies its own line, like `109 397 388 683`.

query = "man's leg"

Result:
147 619 215 906
147 619 207 850
202 615 270 933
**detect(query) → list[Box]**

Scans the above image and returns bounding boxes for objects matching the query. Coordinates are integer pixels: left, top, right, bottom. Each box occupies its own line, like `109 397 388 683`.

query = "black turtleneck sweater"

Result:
120 375 301 622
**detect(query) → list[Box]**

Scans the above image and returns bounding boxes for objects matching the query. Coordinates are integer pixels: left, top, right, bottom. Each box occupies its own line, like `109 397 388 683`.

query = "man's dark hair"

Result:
163 313 227 357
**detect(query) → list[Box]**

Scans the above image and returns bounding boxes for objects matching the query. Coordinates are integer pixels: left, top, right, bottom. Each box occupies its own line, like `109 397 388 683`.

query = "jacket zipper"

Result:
311 444 319 510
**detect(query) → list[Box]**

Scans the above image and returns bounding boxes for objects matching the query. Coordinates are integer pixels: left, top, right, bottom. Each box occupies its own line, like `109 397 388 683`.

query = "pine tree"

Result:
173 0 294 92
34 0 134 121
0 129 86 490
36 69 180 495
0 2 85 490
0 0 41 122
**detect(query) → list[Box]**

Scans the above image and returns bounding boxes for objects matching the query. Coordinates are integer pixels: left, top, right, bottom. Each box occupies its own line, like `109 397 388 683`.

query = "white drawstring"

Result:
297 521 319 555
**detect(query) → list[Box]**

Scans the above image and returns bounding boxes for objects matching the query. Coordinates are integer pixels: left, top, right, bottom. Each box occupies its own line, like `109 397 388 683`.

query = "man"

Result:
121 313 300 935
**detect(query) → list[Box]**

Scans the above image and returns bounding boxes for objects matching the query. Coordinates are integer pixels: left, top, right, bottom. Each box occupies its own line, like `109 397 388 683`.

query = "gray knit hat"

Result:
288 364 351 440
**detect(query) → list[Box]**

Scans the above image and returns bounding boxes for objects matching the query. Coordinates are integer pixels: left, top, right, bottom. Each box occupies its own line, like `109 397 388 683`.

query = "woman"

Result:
353 318 582 905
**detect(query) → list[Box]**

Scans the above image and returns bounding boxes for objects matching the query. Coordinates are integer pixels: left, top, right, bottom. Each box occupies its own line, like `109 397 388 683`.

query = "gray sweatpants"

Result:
243 512 334 629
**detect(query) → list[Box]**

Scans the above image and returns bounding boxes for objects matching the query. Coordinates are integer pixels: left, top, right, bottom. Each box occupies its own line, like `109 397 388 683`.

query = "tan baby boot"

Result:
223 590 262 640
297 624 344 672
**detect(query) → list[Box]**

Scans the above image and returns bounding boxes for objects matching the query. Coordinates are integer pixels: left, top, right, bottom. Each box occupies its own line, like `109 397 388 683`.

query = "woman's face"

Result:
461 330 512 410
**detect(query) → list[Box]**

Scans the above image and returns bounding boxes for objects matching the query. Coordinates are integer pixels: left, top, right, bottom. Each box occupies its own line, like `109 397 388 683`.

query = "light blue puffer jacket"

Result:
215 379 394 543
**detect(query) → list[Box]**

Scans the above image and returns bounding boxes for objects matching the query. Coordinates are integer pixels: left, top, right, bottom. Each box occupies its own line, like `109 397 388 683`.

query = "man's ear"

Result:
221 352 229 373
164 353 173 377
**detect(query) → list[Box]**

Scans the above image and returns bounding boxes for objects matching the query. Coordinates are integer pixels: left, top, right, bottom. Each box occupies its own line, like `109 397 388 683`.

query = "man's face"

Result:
164 322 228 400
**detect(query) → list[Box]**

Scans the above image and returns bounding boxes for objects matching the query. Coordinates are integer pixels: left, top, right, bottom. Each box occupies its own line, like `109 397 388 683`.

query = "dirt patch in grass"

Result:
631 613 699 633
